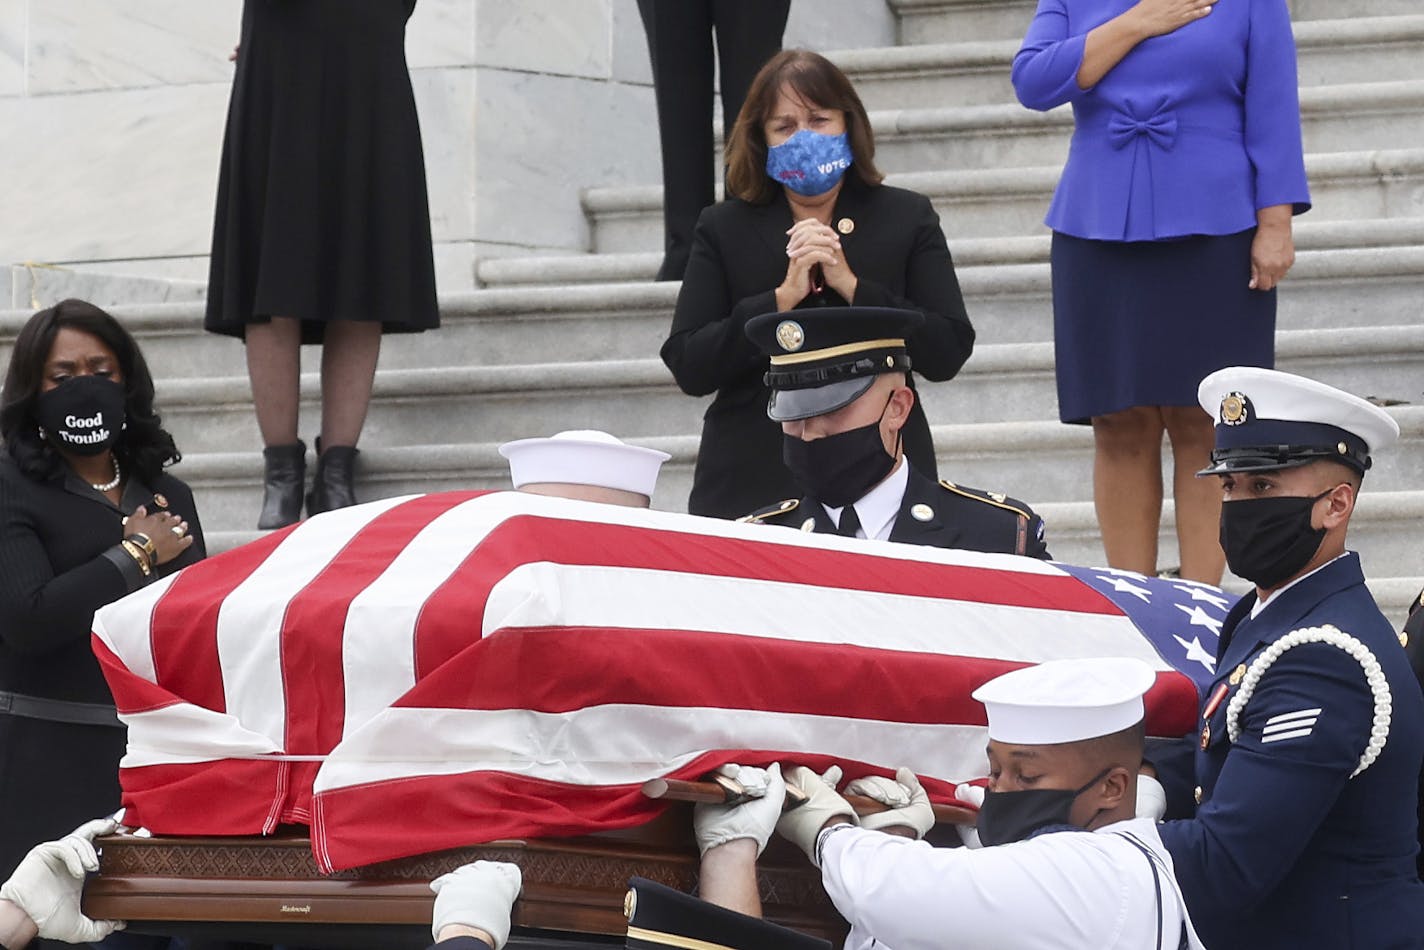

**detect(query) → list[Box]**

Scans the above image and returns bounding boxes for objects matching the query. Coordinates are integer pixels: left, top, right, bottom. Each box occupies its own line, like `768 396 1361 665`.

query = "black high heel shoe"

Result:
257 441 306 530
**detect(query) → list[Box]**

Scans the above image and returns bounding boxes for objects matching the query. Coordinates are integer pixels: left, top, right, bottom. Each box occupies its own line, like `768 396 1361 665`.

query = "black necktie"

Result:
837 506 862 538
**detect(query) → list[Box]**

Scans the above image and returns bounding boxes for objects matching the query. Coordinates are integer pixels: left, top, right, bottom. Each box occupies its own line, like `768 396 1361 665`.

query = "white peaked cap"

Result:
498 430 671 497
972 658 1158 745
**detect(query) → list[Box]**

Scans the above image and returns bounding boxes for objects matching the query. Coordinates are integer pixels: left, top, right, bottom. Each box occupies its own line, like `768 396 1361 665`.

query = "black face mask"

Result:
976 767 1111 846
1219 489 1333 590
34 375 126 457
782 395 898 509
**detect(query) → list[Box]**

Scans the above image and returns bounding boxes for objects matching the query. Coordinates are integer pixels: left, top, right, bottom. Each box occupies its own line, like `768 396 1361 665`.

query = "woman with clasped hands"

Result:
1013 0 1309 582
0 300 205 881
661 50 975 520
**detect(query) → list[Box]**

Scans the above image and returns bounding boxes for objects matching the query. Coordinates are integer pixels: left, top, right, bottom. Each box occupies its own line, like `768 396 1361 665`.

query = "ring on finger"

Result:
171 525 187 537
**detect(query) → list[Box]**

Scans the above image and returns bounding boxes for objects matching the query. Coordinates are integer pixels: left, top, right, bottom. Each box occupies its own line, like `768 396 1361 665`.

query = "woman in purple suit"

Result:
1013 0 1309 583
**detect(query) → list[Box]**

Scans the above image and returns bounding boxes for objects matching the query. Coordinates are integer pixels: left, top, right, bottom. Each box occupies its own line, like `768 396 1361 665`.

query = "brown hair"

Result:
725 49 884 205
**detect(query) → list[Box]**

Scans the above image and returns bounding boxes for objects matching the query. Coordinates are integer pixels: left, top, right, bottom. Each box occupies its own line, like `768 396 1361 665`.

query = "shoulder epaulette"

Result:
736 498 800 523
938 479 1032 520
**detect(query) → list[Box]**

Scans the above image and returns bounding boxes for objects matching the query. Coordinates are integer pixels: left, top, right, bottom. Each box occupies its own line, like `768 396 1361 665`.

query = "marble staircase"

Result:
4 0 1420 622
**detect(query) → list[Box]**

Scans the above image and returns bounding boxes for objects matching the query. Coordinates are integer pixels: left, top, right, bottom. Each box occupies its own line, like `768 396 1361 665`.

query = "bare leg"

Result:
1163 405 1226 585
1091 406 1165 575
318 320 382 449
244 317 302 446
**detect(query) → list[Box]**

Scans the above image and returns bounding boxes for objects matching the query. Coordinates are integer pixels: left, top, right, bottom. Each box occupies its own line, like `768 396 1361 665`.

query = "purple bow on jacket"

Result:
1108 99 1179 151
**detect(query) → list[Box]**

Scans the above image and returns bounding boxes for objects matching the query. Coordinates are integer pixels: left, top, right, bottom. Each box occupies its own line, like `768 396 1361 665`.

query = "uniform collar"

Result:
821 456 908 541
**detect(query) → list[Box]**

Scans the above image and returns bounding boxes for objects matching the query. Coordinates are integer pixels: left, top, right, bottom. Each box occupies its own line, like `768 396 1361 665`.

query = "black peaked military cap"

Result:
624 877 831 950
745 307 924 422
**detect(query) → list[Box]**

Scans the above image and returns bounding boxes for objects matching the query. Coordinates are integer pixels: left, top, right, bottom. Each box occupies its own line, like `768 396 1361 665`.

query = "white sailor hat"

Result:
972 658 1157 746
498 430 671 498
1196 367 1399 476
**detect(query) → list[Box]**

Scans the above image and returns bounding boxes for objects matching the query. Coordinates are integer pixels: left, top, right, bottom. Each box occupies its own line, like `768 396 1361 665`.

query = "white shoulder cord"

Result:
1225 624 1391 778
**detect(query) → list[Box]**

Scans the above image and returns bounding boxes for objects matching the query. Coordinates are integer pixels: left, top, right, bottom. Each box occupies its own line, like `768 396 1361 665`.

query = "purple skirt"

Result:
1051 228 1275 425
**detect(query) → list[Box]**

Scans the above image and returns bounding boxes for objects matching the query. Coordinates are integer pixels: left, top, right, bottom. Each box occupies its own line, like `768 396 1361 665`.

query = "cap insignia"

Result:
775 320 805 352
1219 392 1249 426
910 503 934 522
623 888 636 921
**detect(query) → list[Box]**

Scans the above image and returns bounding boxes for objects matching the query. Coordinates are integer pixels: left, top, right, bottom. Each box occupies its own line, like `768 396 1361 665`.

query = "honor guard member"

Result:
692 659 1205 949
499 430 671 509
1157 367 1424 949
739 307 1048 557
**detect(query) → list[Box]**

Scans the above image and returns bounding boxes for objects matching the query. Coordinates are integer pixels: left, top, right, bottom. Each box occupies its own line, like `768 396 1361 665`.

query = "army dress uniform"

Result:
1157 368 1424 949
739 306 1049 558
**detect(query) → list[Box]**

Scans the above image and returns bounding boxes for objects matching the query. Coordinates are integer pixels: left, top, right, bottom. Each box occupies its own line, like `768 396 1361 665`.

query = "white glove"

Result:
846 767 935 838
430 860 522 949
1136 774 1167 821
0 818 124 943
776 765 857 865
952 783 985 849
694 763 787 856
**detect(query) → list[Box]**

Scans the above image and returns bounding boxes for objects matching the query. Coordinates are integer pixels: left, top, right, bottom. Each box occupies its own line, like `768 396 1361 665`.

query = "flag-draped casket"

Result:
93 491 1226 872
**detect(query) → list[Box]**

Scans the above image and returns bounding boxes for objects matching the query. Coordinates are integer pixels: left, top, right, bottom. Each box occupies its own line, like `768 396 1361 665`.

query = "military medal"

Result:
1200 682 1230 750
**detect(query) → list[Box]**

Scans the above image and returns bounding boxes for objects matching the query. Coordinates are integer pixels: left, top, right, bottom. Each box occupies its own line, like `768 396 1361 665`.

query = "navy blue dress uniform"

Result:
625 877 830 950
738 307 1048 558
1157 367 1424 949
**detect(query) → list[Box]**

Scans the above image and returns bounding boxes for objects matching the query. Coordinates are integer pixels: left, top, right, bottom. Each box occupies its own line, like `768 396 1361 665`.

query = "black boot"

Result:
257 441 306 530
307 440 360 516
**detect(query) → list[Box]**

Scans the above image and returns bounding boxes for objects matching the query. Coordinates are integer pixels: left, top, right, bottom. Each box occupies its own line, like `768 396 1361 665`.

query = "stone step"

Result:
861 80 1424 174
150 323 1423 455
587 147 1424 249
889 0 1420 45
834 16 1424 109
176 403 1424 536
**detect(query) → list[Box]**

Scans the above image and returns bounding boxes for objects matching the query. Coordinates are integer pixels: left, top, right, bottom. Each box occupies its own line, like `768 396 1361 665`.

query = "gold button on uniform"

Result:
1194 786 1203 805
910 503 934 522
800 517 817 532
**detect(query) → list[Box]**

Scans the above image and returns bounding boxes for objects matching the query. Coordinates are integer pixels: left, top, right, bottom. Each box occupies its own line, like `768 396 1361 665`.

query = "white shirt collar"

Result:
1249 552 1347 619
822 458 909 541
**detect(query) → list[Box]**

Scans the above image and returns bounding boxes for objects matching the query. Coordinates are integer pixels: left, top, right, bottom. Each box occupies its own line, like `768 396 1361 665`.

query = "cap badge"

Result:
775 320 805 352
623 888 636 921
1219 392 1249 426
837 217 855 235
910 503 934 522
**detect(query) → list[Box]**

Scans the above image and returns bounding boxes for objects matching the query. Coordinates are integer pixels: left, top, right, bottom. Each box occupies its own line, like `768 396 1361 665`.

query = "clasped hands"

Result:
776 219 858 310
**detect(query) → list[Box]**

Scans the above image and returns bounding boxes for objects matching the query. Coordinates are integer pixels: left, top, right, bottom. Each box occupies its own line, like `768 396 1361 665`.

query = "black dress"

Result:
661 177 976 519
205 0 439 344
0 455 205 879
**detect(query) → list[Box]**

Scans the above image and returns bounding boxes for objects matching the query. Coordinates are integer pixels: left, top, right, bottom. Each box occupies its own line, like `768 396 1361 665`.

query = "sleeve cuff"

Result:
102 544 151 593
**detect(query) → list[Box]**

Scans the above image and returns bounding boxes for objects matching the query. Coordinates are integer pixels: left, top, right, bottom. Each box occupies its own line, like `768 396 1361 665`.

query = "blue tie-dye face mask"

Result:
765 129 853 197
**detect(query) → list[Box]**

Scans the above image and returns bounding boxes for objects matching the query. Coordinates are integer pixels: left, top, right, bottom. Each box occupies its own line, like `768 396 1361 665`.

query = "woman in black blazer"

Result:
661 50 975 519
0 300 205 880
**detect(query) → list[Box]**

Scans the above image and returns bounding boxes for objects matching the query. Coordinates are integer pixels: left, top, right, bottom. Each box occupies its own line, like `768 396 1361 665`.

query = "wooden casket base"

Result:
83 810 848 948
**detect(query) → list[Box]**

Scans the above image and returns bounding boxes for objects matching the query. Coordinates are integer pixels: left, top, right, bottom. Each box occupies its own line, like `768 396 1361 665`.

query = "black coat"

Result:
741 463 1049 559
0 453 205 877
661 177 975 519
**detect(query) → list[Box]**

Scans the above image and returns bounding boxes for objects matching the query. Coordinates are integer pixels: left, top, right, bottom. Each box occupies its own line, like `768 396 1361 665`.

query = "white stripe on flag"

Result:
119 702 283 767
92 571 182 687
216 495 415 746
482 563 1174 668
314 704 992 793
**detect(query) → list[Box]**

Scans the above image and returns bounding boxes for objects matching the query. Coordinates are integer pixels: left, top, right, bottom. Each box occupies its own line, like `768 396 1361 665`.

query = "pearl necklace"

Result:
91 455 122 492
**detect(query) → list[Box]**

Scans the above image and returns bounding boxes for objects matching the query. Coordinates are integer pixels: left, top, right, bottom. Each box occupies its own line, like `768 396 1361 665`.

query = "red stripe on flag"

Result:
411 515 1116 677
119 760 286 836
146 527 291 715
92 635 179 714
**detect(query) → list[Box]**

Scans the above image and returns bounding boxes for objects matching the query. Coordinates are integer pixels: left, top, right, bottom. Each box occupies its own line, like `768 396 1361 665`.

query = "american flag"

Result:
92 491 1225 872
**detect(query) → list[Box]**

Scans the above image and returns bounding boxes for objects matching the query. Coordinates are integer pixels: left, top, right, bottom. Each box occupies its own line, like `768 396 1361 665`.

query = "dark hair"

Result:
1 299 180 484
725 49 885 205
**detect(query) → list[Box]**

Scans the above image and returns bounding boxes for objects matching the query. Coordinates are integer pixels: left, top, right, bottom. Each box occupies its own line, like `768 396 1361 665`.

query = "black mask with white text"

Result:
976 767 1111 846
34 375 126 457
782 395 898 509
1219 490 1332 590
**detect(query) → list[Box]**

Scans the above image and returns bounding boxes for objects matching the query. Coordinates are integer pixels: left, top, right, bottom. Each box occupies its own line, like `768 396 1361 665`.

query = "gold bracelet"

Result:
125 532 158 565
119 539 152 578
